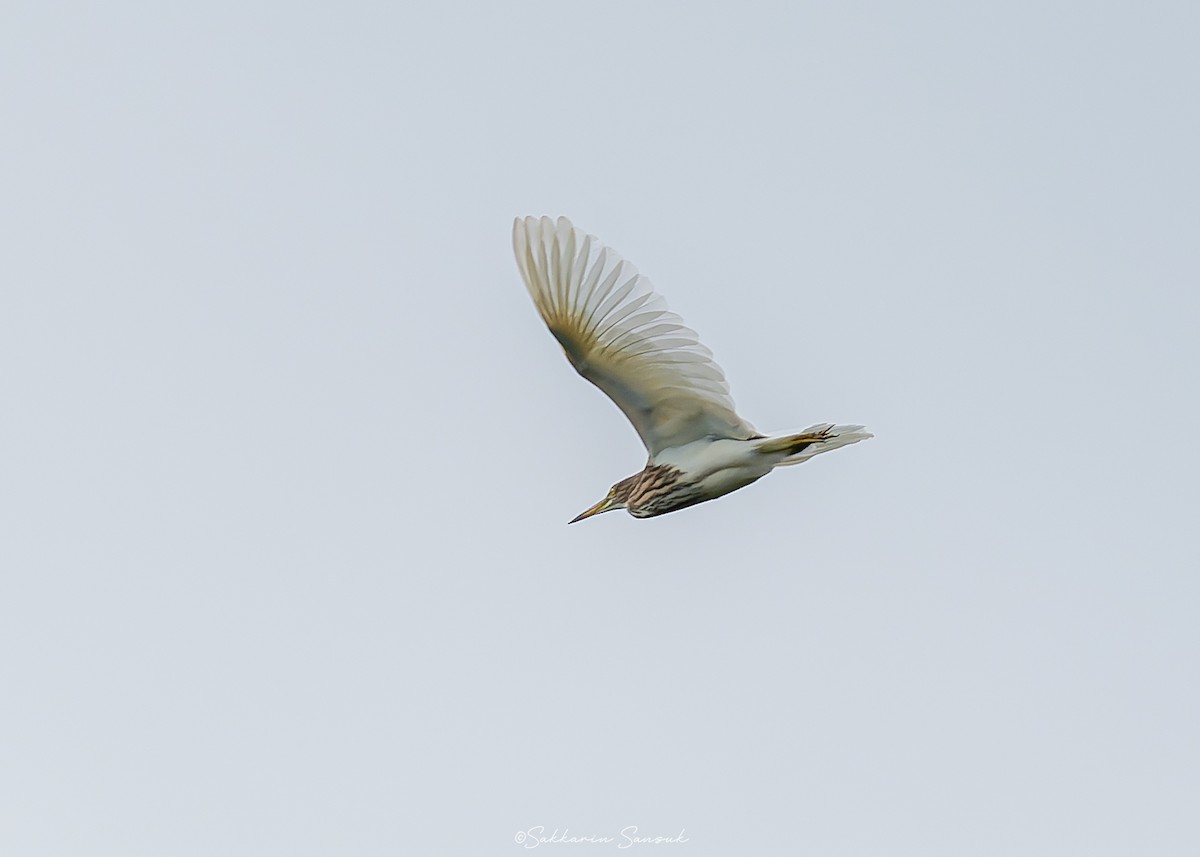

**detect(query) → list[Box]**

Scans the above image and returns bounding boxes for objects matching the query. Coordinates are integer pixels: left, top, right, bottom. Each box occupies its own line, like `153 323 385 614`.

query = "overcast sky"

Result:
2 2 1198 855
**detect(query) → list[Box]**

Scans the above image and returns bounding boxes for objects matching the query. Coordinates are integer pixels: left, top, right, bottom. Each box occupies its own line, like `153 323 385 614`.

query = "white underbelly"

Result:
695 465 768 500
651 438 772 501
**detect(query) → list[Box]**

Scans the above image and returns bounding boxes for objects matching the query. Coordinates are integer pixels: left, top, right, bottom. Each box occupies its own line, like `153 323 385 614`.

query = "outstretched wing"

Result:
513 216 757 456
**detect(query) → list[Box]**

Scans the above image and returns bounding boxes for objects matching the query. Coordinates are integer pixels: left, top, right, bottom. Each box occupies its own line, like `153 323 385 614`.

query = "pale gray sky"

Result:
2 2 1198 855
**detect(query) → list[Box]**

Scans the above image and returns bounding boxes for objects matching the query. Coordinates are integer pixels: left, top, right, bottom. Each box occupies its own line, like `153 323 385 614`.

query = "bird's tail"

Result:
755 423 872 466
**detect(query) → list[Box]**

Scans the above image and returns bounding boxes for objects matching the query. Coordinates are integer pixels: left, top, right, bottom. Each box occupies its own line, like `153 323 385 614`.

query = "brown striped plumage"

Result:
607 465 707 518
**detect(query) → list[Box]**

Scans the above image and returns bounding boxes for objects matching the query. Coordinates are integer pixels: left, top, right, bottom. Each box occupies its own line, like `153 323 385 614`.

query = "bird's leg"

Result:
755 429 833 457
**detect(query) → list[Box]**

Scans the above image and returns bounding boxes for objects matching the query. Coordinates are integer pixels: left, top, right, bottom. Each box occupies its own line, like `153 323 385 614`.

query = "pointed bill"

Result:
568 497 611 524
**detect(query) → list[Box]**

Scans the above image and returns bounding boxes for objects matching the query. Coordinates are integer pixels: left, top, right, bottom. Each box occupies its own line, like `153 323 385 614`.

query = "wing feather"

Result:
513 216 757 455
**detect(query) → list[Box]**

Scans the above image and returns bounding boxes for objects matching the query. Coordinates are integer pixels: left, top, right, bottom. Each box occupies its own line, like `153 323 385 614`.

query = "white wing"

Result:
513 216 758 456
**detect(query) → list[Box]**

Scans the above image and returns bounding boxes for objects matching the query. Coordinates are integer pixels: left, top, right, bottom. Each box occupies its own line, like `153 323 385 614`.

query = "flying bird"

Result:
513 216 871 523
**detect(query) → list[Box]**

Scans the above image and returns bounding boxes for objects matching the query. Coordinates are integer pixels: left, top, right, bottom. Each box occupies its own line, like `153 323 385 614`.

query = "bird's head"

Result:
568 475 637 524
